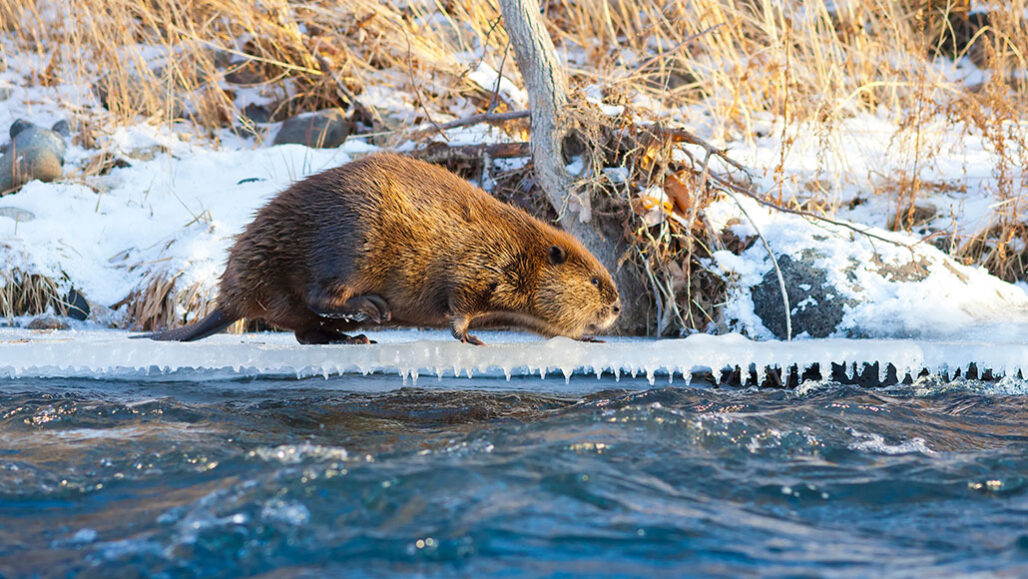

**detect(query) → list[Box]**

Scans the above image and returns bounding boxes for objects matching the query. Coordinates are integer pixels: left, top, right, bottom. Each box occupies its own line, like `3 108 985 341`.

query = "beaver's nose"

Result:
612 300 621 315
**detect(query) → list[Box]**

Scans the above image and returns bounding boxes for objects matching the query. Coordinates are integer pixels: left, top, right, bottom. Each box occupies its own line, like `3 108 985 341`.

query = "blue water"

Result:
0 375 1026 578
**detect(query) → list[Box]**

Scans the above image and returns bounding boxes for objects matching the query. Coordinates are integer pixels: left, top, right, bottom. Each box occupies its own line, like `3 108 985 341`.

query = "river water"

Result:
1 374 1025 577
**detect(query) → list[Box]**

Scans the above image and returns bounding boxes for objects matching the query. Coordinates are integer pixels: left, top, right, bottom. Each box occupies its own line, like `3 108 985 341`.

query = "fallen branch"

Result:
409 110 530 138
407 142 531 165
662 128 913 250
708 172 914 250
647 123 752 177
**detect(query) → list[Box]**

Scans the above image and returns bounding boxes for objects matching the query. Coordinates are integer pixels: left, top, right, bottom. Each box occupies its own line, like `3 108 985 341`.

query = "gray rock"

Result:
0 120 67 194
9 119 33 138
233 104 272 138
51 120 71 138
63 289 90 321
0 86 12 101
751 254 854 339
26 316 69 331
242 103 271 125
273 109 352 148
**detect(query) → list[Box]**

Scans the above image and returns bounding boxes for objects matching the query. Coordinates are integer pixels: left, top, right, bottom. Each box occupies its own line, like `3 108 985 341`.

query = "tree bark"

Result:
498 0 647 334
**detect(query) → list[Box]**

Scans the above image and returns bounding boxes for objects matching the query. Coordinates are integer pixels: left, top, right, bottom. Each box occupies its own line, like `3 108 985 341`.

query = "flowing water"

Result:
0 374 1026 577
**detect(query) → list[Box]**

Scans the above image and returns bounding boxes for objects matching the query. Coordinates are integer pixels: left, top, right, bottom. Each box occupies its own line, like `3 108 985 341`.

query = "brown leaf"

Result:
664 172 693 215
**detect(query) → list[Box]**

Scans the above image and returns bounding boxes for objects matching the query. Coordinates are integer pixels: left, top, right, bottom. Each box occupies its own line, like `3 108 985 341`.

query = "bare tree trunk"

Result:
498 0 648 334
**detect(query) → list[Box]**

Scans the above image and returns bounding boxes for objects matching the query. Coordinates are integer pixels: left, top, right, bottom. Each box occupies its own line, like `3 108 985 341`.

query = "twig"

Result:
724 188 792 341
693 148 789 340
633 22 728 73
408 142 531 165
401 27 445 141
708 172 914 250
490 40 513 112
410 110 530 137
650 124 752 176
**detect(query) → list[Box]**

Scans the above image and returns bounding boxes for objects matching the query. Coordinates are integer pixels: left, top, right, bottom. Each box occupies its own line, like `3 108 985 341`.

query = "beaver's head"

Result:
531 238 620 339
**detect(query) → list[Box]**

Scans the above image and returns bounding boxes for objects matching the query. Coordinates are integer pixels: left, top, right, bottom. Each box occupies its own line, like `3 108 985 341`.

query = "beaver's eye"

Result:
590 277 599 287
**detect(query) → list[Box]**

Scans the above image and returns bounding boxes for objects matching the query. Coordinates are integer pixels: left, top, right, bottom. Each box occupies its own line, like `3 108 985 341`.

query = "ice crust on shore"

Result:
0 328 1023 386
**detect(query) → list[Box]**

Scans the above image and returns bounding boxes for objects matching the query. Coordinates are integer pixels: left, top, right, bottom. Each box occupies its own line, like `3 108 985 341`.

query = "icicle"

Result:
645 367 655 386
410 369 419 386
613 367 621 382
435 367 444 380
879 363 887 384
539 367 547 380
503 367 512 381
322 368 329 380
401 371 408 386
562 367 572 384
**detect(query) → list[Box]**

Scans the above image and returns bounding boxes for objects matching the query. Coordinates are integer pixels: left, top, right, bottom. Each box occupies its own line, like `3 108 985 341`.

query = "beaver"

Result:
146 153 620 345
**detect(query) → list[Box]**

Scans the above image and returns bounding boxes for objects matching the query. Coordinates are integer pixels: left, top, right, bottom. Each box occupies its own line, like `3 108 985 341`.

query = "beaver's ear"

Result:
547 245 567 265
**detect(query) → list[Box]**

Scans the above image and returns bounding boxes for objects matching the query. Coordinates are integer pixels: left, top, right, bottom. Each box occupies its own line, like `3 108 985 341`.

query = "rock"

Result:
9 119 33 138
242 103 271 124
63 289 91 321
51 120 71 138
233 104 272 138
0 120 67 194
751 254 855 339
26 316 69 331
273 109 352 148
0 86 12 101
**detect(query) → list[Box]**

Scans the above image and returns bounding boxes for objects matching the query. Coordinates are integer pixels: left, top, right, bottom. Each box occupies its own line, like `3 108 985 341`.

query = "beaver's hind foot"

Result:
310 294 391 324
295 328 375 345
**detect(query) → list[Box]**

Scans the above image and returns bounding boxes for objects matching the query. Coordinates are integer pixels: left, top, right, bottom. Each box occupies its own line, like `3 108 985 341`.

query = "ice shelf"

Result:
0 328 1024 386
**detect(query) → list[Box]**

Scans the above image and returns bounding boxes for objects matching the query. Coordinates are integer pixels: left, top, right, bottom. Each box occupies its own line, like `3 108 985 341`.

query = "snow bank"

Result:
1 127 376 312
706 195 1028 340
0 328 1023 385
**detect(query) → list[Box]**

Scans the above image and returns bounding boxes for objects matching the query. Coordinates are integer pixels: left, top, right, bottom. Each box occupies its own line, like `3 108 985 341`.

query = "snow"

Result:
0 328 1023 386
464 61 529 109
2 131 377 309
705 195 1028 340
0 21 1025 386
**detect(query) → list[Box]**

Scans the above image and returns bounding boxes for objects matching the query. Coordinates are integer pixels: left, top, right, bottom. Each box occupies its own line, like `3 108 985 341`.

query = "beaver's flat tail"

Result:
138 309 238 342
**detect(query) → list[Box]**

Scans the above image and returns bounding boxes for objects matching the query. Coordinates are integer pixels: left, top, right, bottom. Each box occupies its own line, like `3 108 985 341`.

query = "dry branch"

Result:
408 142 531 165
409 110 531 138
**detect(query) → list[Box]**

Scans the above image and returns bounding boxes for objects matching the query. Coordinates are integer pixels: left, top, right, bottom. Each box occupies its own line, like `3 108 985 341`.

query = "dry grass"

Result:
1 0 1026 334
0 264 68 320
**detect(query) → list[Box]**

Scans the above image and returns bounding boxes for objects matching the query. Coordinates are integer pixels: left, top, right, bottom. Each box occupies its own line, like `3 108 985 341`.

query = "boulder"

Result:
0 120 67 194
273 109 352 148
750 254 855 339
63 288 91 321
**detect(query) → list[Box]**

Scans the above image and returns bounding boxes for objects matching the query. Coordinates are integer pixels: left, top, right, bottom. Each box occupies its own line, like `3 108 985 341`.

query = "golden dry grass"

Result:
1 0 1025 333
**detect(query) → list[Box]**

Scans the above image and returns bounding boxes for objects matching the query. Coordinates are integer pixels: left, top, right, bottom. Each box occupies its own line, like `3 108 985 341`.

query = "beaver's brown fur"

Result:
147 153 620 344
